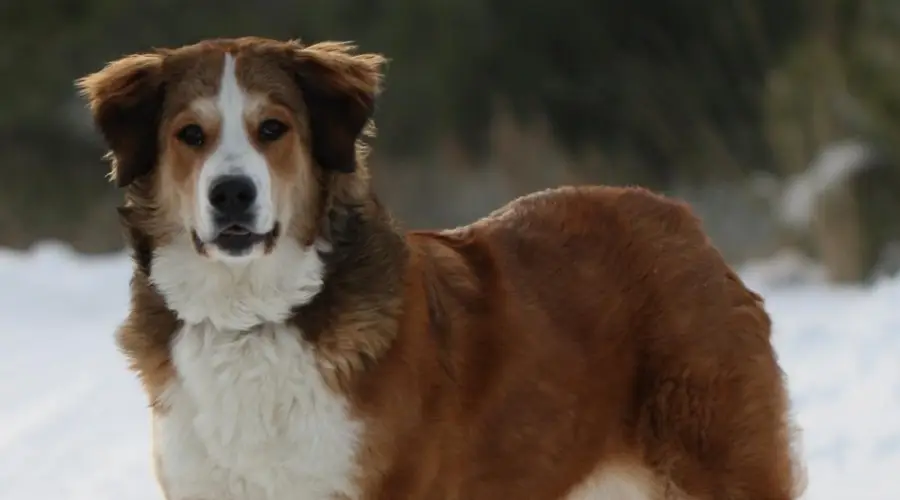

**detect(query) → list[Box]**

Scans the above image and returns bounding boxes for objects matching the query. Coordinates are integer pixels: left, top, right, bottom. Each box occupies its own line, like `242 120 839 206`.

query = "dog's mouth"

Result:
192 222 280 257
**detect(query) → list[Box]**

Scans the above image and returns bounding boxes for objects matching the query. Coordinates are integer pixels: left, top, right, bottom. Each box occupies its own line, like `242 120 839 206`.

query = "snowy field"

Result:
0 243 897 500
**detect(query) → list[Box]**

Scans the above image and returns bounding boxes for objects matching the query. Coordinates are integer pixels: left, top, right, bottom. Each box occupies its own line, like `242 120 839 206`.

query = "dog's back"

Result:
380 185 804 499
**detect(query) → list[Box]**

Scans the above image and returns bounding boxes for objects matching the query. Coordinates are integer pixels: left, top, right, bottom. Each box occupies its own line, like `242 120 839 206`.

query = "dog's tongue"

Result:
222 225 250 236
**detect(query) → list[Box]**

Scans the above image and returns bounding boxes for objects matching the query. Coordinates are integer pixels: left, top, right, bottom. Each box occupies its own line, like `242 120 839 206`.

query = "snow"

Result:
779 139 875 229
1 242 898 499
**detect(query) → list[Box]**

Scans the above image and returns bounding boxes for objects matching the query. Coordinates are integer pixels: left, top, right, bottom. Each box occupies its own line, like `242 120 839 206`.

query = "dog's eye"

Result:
258 119 289 143
176 124 205 147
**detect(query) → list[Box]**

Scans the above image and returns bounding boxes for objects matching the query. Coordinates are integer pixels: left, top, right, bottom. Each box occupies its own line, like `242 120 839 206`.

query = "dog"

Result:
77 37 805 500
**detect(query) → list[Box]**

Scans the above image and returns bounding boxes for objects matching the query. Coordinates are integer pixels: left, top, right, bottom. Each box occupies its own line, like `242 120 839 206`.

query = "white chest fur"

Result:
154 322 363 500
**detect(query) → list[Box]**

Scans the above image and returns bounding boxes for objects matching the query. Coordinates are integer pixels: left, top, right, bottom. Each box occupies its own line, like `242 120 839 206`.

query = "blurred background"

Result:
1 2 900 499
5 0 900 284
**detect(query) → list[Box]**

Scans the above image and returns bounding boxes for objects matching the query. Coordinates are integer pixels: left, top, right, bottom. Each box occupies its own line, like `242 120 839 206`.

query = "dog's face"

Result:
78 38 384 263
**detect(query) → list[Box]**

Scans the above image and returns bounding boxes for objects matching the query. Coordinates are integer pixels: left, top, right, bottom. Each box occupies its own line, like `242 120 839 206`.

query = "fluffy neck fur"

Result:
151 235 328 331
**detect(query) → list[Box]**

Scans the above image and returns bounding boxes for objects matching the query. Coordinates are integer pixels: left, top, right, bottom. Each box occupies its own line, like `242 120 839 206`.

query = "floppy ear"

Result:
76 53 166 187
287 42 386 173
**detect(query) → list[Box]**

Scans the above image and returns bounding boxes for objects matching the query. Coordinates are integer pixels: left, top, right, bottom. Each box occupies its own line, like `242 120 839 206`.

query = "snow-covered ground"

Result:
0 243 897 499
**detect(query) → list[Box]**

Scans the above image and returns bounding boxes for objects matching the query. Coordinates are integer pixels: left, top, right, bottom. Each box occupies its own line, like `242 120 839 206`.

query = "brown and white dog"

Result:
77 37 805 500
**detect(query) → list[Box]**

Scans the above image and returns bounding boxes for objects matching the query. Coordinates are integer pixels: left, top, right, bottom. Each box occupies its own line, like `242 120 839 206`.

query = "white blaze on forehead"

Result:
217 53 257 154
194 53 275 241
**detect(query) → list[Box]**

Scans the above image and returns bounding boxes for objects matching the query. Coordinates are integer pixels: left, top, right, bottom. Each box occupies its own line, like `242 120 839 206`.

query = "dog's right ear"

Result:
282 41 386 174
76 53 166 187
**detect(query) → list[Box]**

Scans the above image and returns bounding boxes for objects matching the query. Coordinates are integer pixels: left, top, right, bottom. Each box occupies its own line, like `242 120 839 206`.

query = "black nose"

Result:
209 175 256 218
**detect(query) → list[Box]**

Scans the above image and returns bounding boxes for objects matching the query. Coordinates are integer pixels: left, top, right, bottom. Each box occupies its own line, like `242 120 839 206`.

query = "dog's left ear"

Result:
76 53 166 187
285 41 386 174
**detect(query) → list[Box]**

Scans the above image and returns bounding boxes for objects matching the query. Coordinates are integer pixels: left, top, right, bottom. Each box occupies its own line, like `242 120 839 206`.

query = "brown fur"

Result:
78 37 804 499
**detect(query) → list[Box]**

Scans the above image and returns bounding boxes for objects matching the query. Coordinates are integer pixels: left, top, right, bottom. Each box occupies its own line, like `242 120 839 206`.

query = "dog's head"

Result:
78 37 385 264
